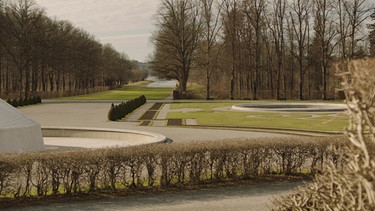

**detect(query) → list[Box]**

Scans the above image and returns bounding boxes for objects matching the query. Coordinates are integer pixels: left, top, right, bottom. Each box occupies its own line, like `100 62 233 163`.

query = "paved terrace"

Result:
19 101 291 145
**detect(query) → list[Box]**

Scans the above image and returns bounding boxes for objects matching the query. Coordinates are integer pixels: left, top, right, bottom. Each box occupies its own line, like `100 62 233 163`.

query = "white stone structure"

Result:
0 98 44 152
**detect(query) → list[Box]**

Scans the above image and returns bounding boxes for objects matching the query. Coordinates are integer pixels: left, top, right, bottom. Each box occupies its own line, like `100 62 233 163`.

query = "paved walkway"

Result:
20 102 289 143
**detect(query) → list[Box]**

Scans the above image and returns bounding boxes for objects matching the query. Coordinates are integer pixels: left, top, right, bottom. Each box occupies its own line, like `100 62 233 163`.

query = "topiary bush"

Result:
17 98 25 107
6 96 42 107
6 99 12 106
11 99 19 107
107 95 147 121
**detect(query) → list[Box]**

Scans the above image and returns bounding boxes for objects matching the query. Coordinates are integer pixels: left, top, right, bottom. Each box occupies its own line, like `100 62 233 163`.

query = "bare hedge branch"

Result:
273 58 375 210
0 136 346 200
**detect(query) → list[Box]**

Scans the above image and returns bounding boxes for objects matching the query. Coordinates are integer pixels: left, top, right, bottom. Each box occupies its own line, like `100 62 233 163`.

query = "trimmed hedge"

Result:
108 95 146 121
0 136 348 199
6 96 42 107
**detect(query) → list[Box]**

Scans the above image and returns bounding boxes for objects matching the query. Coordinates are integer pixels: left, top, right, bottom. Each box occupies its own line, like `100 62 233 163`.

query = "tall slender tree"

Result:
312 0 339 100
289 0 312 100
222 0 242 100
244 0 267 100
198 0 223 100
267 0 287 100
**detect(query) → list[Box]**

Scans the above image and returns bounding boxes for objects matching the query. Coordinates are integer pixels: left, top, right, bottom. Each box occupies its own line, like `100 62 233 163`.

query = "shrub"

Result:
107 103 116 121
32 96 38 104
11 99 19 107
17 98 24 107
107 95 147 121
6 96 42 107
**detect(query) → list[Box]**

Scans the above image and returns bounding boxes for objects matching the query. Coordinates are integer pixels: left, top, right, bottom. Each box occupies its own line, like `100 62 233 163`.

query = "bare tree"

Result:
0 1 4 95
150 0 202 98
344 0 370 58
335 0 370 59
335 0 349 59
288 0 312 100
244 0 267 100
198 0 223 100
312 0 339 100
0 0 43 98
222 0 242 100
0 0 137 99
267 0 287 100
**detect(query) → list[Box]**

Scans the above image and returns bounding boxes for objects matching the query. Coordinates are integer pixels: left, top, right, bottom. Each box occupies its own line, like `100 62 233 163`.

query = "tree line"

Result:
151 0 374 100
0 0 147 99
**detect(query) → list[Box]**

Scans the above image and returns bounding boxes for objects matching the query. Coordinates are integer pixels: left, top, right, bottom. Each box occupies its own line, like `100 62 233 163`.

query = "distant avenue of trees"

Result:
0 0 147 99
151 0 375 100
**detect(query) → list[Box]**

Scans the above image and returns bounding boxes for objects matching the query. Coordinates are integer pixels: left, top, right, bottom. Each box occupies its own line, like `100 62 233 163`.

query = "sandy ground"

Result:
4 181 304 211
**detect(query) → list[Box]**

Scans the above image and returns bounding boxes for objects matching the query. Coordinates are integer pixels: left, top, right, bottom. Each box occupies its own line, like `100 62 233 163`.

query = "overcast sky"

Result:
35 0 161 62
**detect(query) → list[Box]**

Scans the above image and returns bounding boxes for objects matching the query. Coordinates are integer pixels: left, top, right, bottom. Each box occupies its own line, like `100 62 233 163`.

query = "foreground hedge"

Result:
0 136 347 199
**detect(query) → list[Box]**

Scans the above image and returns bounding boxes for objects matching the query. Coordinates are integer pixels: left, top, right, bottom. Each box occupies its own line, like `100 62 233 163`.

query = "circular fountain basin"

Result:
42 127 168 150
232 103 346 112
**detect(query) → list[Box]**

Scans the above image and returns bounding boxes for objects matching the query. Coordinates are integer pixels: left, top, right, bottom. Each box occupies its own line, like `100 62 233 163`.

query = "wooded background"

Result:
0 0 148 99
1 0 374 100
150 0 375 100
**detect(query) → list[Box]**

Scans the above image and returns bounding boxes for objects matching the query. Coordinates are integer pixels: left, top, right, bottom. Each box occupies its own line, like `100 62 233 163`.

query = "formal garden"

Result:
1 0 374 209
0 59 374 210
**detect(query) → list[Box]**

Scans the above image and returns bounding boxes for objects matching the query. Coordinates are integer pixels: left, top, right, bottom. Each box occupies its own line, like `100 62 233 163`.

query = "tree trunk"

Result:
32 60 38 92
299 70 303 100
25 65 30 98
41 65 46 92
206 70 211 100
0 56 2 94
322 64 327 100
18 67 23 98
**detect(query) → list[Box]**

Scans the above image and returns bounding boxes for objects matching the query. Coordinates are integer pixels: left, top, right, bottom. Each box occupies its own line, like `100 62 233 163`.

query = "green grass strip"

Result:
168 102 348 132
54 81 173 100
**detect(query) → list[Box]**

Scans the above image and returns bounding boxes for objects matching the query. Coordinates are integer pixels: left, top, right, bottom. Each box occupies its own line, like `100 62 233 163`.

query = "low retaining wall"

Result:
42 127 167 145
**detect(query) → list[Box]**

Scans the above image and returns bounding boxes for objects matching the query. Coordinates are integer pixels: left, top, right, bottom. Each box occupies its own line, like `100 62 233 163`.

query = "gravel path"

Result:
4 181 304 211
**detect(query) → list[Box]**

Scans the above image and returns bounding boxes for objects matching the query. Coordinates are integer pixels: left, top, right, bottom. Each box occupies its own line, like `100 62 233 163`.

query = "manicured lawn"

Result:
168 102 348 132
55 81 173 100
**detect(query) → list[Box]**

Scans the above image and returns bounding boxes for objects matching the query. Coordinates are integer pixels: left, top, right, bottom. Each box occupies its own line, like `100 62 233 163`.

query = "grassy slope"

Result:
55 81 173 100
168 102 348 132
